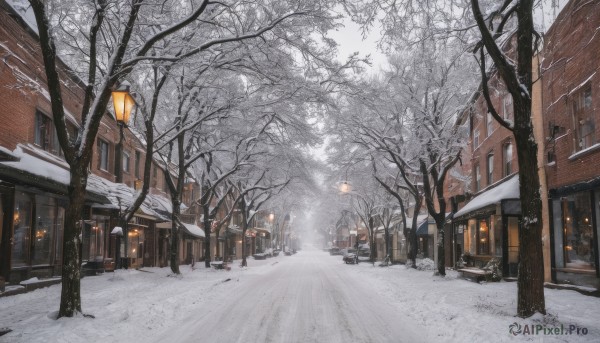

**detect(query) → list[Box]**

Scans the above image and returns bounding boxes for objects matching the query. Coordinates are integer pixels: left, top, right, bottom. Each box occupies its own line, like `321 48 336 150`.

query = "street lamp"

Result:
112 82 135 184
111 82 135 268
339 181 351 194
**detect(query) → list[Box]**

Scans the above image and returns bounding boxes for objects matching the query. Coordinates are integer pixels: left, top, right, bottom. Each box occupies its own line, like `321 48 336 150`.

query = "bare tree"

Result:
342 0 547 317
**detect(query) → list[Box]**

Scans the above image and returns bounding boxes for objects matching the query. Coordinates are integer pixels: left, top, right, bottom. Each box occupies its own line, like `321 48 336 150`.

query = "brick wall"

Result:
0 4 173 198
470 79 519 194
542 0 600 190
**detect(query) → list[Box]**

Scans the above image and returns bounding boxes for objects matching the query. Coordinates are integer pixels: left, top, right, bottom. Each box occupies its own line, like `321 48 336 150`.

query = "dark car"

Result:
342 248 358 264
329 247 342 255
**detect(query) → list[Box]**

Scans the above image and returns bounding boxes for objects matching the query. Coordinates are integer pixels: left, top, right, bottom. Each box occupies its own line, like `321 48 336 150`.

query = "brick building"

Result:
0 1 204 285
541 0 600 288
451 68 523 277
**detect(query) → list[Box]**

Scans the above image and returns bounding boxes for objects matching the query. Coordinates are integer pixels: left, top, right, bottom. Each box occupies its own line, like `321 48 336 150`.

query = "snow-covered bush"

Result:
416 258 435 271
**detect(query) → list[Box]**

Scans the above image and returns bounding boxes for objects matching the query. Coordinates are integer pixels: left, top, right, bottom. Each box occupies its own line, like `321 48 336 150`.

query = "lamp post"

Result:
111 82 135 268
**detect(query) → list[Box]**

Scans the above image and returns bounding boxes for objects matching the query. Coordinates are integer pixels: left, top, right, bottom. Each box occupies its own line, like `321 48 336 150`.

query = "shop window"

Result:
503 143 513 177
477 218 490 255
507 217 520 276
561 193 595 270
11 192 32 267
82 220 104 262
128 228 144 259
571 85 595 151
494 216 503 257
31 195 57 265
55 207 65 269
486 153 494 185
98 139 109 171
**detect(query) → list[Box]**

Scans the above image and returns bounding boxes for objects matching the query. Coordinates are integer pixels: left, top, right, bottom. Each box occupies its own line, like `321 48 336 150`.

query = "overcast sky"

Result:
328 17 388 74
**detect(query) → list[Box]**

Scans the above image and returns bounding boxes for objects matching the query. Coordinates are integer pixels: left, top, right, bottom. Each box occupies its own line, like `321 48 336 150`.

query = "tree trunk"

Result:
241 200 248 267
408 214 419 268
435 217 446 276
369 217 376 262
514 107 546 317
169 200 181 274
384 226 390 261
203 204 212 268
58 165 87 317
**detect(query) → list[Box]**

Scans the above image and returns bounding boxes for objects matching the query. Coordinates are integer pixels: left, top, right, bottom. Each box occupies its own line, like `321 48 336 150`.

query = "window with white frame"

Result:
571 85 595 151
487 112 494 137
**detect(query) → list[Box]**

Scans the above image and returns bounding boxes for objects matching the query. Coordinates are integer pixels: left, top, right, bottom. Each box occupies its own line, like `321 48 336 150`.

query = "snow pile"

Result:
416 258 435 271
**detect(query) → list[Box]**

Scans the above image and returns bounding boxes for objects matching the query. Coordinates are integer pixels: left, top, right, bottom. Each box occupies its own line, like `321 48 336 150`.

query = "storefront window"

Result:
128 228 144 259
477 218 490 255
507 217 519 274
12 192 32 267
32 195 56 265
562 193 595 270
467 219 476 254
55 207 64 268
494 216 503 257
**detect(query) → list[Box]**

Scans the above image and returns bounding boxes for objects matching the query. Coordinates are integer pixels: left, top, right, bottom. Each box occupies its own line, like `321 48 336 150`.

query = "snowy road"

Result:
154 248 421 343
3 247 599 343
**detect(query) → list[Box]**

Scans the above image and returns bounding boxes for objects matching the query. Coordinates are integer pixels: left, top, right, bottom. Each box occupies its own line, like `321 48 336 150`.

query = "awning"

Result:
156 221 205 239
416 220 429 236
254 227 271 235
181 223 205 238
0 145 110 204
454 174 520 219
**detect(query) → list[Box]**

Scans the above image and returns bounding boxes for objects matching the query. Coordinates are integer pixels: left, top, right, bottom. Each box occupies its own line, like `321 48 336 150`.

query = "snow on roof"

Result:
405 214 429 229
454 175 520 218
181 223 205 238
1 144 172 220
111 226 123 236
1 145 71 185
87 174 172 221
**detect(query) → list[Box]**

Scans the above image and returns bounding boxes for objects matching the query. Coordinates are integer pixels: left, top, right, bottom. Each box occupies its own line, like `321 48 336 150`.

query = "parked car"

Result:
342 248 358 264
329 247 342 255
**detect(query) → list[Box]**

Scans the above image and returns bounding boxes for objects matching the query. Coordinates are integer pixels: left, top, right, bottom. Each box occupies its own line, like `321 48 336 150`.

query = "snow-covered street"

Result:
1 246 599 343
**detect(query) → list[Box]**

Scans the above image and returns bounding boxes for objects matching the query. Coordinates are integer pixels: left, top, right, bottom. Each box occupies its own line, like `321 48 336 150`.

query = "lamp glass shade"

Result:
112 90 135 124
340 181 351 193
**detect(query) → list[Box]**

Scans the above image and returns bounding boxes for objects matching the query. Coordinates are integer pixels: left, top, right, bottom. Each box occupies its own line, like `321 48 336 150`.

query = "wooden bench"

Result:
457 268 492 283
210 261 225 269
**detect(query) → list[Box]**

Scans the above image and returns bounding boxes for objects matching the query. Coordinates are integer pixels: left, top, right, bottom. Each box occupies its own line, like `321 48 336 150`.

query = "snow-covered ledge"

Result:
568 143 600 161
